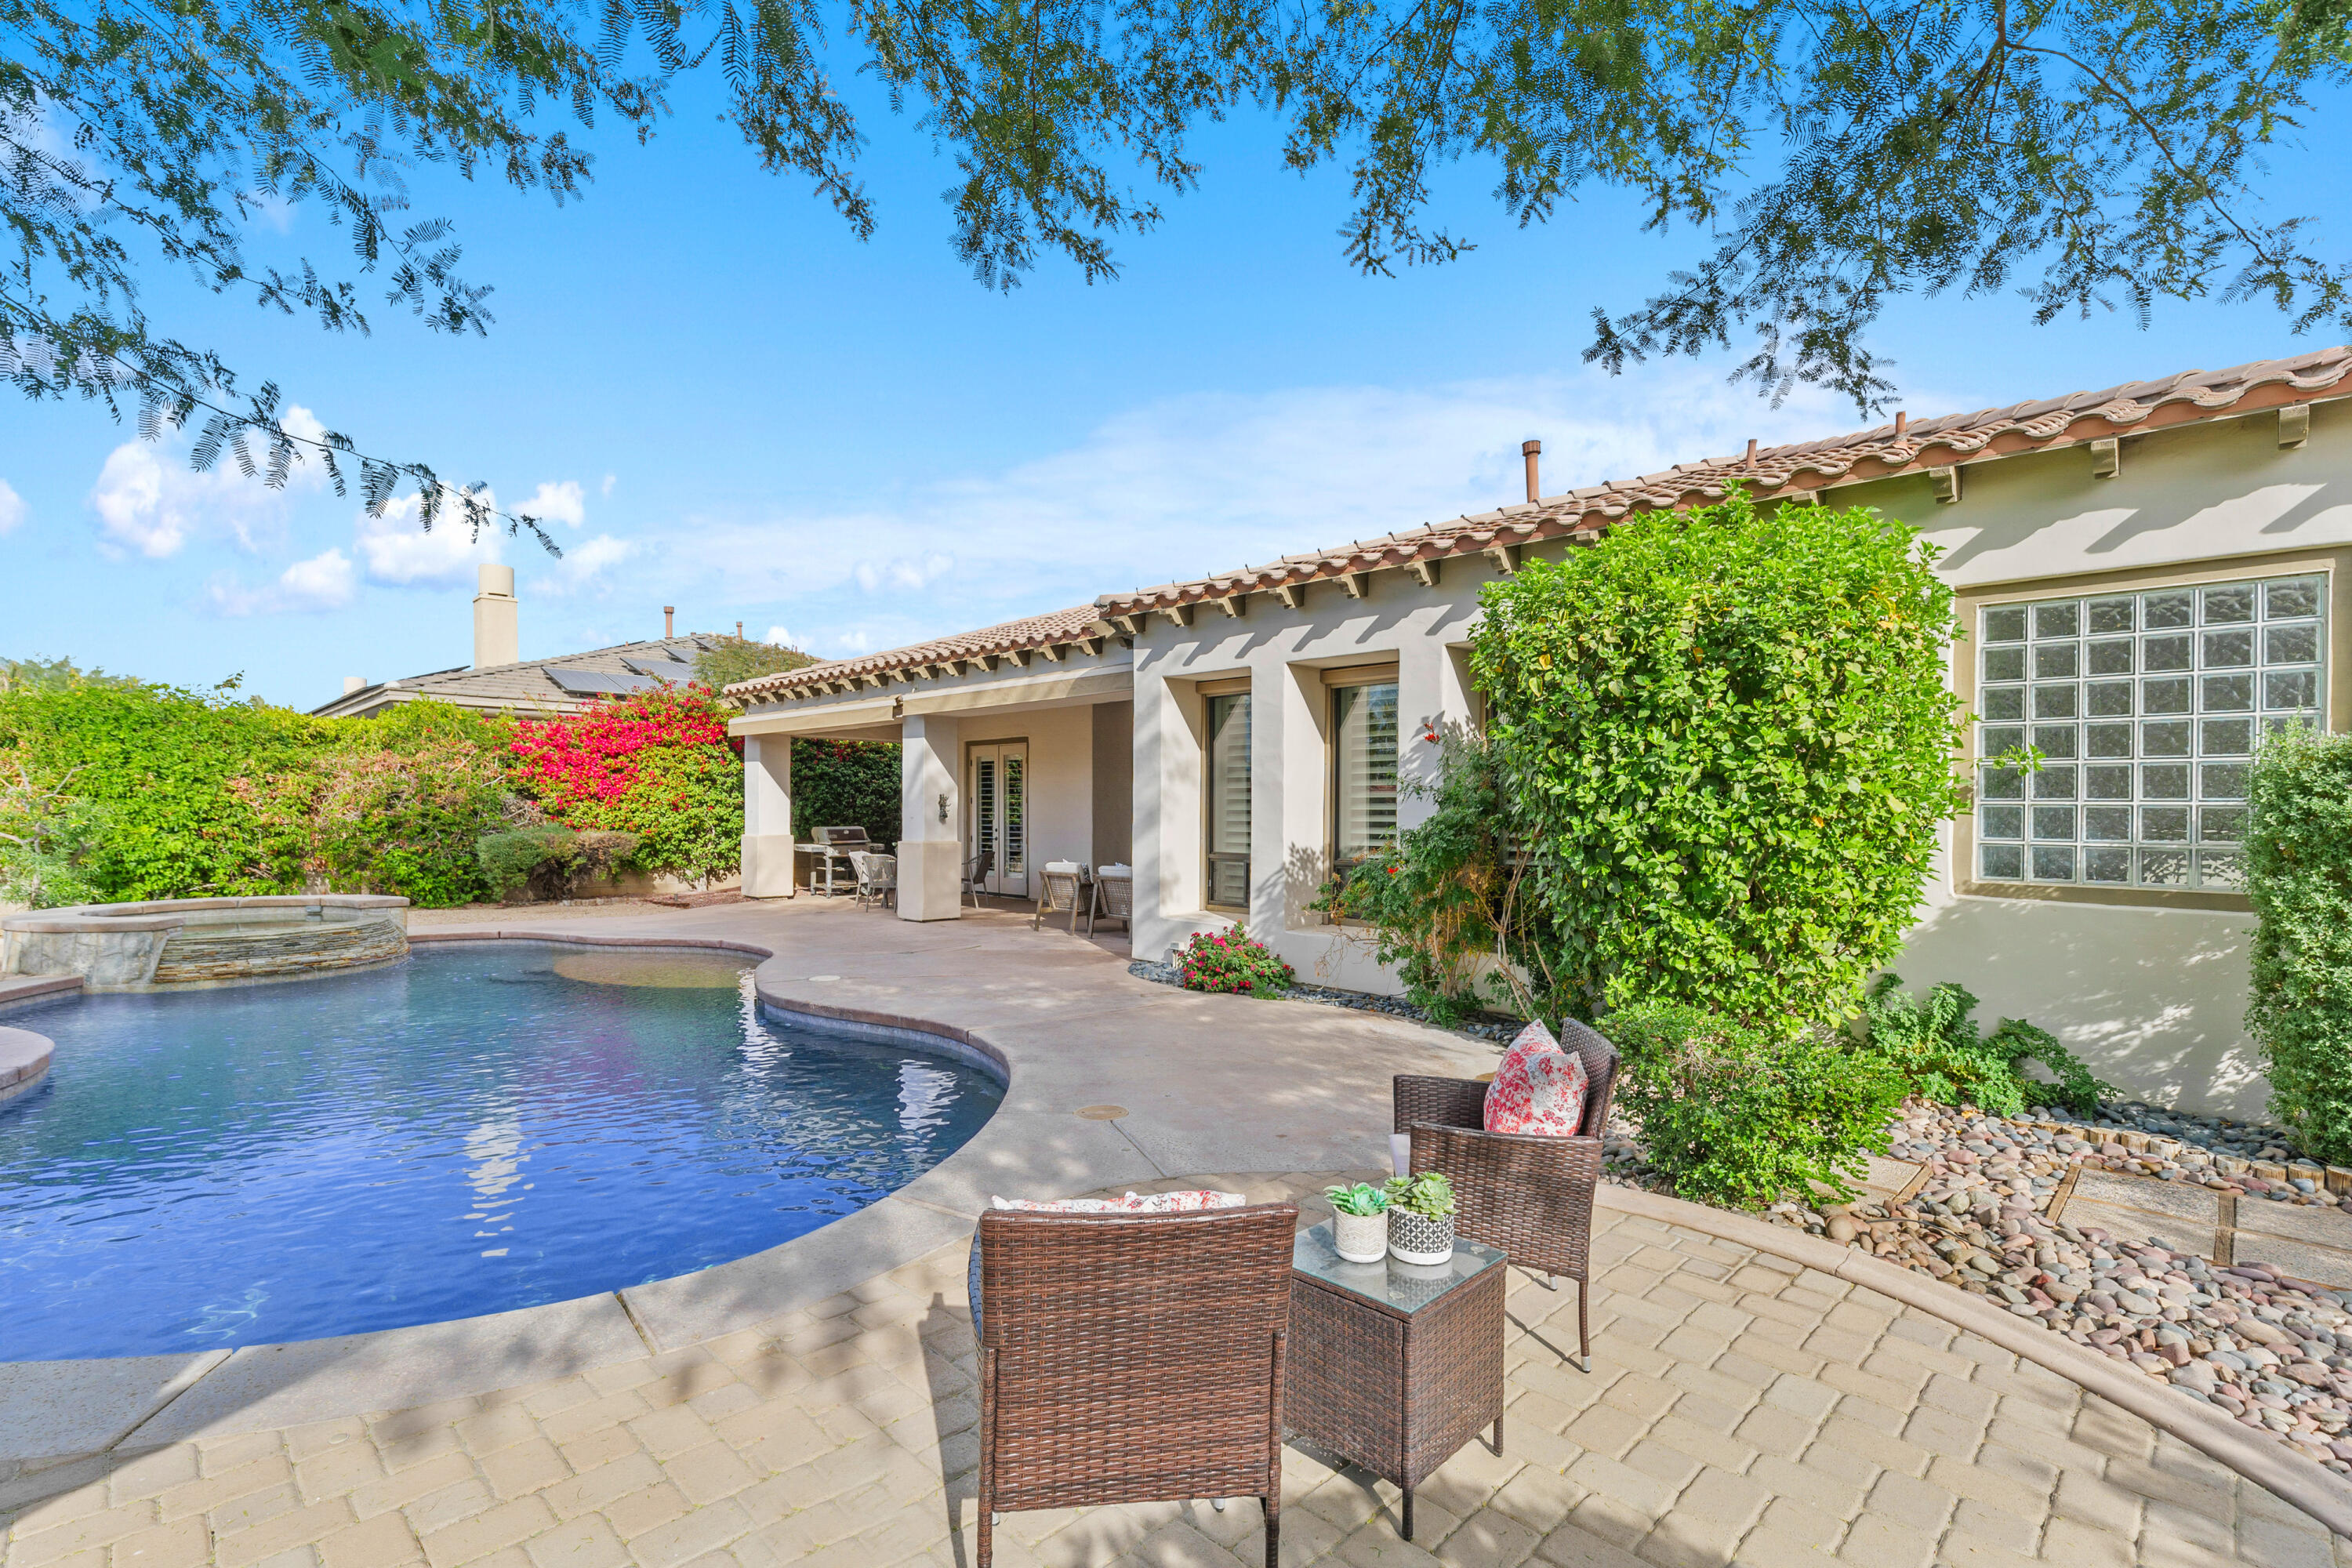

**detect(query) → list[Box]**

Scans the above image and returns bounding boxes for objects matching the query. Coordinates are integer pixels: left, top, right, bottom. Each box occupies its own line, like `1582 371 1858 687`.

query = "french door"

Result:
967 742 1029 898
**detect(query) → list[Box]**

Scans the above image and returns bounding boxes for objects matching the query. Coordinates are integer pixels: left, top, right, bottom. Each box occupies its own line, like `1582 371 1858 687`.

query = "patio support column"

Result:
898 714 964 921
741 735 797 898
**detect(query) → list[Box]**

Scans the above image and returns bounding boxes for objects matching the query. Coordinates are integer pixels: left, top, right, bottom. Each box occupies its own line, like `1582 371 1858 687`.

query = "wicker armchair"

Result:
1392 1018 1619 1372
973 1203 1298 1568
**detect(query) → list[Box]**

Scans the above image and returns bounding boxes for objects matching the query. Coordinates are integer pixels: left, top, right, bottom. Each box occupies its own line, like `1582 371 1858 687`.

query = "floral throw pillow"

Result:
1484 1021 1590 1137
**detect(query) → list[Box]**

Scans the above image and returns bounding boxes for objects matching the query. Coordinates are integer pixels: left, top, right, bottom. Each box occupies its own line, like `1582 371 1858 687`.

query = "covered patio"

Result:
728 607 1134 923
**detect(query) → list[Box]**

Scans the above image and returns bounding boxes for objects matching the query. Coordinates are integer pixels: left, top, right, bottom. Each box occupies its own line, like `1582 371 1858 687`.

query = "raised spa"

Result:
0 942 1001 1360
0 895 412 989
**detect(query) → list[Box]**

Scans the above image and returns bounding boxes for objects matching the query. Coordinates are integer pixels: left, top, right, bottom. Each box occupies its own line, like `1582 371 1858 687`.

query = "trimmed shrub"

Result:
1175 925 1297 997
1610 1002 1905 1209
1469 488 1969 1028
1860 975 2111 1116
2245 726 2352 1164
477 827 641 902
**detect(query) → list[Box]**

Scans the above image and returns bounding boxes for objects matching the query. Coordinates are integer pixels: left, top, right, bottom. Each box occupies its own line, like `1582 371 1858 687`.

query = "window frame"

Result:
1323 662 1403 877
1954 548 2348 911
1199 677 1253 913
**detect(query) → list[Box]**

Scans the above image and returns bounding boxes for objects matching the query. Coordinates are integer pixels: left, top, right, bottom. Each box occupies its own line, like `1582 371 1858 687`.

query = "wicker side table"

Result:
1286 1222 1507 1540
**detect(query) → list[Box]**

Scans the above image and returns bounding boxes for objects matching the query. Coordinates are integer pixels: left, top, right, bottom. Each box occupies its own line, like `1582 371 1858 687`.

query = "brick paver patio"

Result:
5 1173 2342 1568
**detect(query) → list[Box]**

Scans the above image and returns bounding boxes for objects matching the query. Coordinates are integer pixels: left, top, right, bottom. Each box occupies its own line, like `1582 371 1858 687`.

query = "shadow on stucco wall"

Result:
1894 897 2270 1121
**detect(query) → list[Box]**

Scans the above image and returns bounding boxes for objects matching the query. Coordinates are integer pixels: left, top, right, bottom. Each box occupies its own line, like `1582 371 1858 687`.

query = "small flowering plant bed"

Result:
1174 926 1296 998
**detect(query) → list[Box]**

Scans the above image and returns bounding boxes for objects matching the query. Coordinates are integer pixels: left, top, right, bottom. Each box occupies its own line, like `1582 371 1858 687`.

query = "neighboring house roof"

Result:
724 605 1115 701
311 634 722 718
1094 344 2352 619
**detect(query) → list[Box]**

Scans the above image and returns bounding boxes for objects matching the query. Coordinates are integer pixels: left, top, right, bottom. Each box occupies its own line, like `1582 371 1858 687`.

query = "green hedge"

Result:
2245 726 2352 1164
0 684 512 906
792 740 902 847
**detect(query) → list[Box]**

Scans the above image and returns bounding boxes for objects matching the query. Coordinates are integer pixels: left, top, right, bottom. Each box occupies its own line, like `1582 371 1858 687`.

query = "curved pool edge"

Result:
0 934 1025 1463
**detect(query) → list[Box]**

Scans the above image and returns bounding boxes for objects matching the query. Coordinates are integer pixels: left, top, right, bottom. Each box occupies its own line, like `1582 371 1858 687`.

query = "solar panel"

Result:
546 668 662 696
620 655 693 677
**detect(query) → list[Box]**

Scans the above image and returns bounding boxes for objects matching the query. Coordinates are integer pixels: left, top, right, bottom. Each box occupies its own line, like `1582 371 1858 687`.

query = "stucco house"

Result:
727 346 2352 1117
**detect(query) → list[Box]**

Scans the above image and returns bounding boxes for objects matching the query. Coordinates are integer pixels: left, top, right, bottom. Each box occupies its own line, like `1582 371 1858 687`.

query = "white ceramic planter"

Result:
1388 1208 1455 1265
1332 1209 1388 1263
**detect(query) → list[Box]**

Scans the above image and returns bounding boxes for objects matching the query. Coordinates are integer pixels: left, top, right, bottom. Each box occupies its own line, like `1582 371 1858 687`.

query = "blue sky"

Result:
5 72 2347 709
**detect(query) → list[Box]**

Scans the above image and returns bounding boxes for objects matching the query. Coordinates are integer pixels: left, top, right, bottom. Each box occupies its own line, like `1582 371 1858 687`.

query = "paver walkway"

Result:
5 1174 2342 1568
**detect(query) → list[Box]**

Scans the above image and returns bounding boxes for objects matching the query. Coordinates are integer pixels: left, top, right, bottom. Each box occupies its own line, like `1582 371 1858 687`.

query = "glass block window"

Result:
1975 575 2325 891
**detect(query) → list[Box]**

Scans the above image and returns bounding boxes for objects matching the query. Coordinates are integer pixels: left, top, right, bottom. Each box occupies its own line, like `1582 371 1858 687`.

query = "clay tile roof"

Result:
724 604 1112 699
1094 345 2352 617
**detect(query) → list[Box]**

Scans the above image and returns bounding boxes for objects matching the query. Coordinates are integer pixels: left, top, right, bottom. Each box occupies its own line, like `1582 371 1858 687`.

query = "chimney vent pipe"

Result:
1744 438 1758 469
1521 439 1542 503
664 606 675 639
1894 410 1909 439
736 621 744 640
472 563 519 670
343 676 365 695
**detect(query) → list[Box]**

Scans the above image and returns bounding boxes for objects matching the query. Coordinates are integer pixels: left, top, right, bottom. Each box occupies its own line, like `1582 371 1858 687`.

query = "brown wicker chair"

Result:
974 1203 1298 1568
1393 1018 1619 1372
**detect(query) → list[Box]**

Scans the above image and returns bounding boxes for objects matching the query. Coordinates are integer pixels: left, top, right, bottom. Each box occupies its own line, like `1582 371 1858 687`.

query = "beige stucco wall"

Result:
1129 397 2352 1120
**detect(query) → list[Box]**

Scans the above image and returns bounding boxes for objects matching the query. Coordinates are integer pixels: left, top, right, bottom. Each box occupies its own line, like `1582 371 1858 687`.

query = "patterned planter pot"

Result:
1388 1207 1455 1265
1332 1210 1388 1264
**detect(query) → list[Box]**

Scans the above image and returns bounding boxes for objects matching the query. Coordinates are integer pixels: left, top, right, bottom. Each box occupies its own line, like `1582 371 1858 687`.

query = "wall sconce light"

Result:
938 792 950 823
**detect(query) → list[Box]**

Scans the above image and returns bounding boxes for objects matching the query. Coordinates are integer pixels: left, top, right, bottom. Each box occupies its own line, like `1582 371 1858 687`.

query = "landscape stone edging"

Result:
1599 1183 2352 1537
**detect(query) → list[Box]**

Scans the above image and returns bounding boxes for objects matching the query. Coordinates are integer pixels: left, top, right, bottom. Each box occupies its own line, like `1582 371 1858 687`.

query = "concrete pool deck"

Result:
4 896 2351 1565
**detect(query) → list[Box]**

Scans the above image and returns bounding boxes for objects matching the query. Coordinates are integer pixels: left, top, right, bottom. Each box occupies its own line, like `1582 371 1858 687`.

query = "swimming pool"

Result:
0 942 1001 1361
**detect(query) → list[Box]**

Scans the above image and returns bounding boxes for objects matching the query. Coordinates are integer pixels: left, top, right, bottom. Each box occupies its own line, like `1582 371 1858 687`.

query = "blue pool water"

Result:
0 942 1001 1360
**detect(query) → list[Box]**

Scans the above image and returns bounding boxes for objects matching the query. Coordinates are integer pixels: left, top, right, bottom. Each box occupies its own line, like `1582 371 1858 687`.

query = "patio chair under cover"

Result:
1392 1018 1621 1371
971 1203 1298 1567
1087 864 1134 935
1033 861 1084 932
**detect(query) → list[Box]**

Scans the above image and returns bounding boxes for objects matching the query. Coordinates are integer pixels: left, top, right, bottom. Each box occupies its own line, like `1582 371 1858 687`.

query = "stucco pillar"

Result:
740 735 797 898
897 714 964 921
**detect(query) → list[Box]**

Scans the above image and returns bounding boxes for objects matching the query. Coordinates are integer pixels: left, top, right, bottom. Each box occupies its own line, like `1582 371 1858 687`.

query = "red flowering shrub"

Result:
510 687 731 811
509 687 741 882
1174 925 1296 999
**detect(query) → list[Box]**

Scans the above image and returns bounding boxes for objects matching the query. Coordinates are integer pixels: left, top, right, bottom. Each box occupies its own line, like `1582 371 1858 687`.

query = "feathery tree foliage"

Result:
8 0 2350 527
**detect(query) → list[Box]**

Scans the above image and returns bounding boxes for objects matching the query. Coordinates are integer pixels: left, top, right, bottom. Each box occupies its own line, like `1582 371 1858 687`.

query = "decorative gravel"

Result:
1609 1098 2352 1478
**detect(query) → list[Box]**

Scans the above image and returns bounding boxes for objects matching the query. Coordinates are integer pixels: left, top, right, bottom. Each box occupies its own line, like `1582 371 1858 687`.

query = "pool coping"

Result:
0 931 1020 1461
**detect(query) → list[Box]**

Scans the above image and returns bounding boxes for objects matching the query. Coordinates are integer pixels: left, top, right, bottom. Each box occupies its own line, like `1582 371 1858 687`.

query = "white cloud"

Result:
519 481 586 528
207 547 357 616
0 480 24 535
86 407 332 558
355 491 505 586
601 474 617 498
764 624 798 649
608 361 1973 657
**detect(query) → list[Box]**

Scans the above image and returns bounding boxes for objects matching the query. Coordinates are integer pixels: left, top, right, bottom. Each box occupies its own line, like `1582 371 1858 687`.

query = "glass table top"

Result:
1292 1221 1507 1316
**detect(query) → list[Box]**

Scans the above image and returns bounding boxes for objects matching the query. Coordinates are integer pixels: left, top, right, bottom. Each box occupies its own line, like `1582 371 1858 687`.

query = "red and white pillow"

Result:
1483 1020 1589 1137
990 1189 1246 1214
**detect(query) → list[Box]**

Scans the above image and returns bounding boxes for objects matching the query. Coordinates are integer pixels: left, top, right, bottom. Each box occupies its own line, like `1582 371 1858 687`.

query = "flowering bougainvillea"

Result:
1175 925 1296 999
509 687 742 881
509 687 731 811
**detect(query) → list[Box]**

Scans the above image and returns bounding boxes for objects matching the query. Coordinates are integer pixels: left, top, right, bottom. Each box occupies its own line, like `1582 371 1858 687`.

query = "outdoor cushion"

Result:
971 1191 1247 1335
1484 1020 1590 1137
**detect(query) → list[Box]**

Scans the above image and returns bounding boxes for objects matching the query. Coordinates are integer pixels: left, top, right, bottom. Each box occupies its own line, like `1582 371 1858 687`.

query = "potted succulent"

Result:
1384 1171 1457 1265
1323 1181 1390 1262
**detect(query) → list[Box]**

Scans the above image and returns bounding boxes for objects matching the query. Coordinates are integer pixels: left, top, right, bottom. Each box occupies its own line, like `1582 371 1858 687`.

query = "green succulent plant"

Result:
1383 1171 1457 1218
1323 1181 1390 1218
